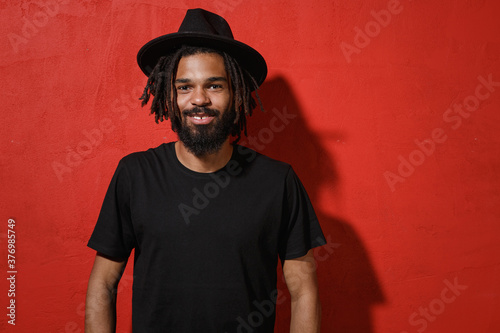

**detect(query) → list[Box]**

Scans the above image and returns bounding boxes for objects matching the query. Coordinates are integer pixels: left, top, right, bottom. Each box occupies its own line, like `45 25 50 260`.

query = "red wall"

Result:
1 0 500 332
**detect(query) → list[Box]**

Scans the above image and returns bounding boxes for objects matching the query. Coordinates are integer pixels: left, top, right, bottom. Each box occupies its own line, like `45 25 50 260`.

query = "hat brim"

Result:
137 32 267 87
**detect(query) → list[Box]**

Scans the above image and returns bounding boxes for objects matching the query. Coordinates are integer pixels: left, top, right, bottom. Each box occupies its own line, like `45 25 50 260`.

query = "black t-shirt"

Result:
88 142 326 332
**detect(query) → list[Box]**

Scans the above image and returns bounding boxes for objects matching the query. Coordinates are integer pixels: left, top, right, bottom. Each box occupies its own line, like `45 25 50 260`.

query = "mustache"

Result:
182 107 220 117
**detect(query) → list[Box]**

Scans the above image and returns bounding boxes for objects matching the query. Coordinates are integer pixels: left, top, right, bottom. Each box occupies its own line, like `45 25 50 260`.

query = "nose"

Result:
190 87 210 107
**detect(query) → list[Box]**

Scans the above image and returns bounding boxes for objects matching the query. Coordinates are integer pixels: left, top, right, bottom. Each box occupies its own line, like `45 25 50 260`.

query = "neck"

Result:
175 139 233 173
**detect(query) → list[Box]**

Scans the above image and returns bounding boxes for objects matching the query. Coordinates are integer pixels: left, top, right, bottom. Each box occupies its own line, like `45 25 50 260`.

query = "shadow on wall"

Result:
248 76 385 332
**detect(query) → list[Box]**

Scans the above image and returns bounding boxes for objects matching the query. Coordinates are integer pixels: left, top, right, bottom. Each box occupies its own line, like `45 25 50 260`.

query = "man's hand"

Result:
85 253 127 333
283 249 321 333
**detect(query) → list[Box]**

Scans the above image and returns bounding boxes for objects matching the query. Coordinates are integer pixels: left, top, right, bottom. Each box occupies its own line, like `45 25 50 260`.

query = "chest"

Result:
128 170 285 256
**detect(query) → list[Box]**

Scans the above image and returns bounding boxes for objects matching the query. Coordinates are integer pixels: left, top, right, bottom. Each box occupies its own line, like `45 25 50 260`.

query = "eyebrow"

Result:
174 76 228 84
207 76 228 82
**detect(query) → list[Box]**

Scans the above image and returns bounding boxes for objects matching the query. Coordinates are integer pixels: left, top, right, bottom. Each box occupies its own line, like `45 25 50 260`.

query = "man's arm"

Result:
85 253 128 333
283 249 321 333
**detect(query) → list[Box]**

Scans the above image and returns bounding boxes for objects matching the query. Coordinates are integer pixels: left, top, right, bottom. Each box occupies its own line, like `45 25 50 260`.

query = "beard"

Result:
177 106 236 156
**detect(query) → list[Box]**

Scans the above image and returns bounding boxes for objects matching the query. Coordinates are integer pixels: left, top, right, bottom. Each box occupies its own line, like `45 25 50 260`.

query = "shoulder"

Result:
118 142 173 169
233 144 292 177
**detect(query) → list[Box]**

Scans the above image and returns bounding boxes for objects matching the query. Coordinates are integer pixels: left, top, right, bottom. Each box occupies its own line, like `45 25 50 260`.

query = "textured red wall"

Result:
1 0 500 332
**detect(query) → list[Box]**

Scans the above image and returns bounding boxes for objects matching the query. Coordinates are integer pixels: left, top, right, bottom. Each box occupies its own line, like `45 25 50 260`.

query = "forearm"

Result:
85 281 117 333
290 293 321 333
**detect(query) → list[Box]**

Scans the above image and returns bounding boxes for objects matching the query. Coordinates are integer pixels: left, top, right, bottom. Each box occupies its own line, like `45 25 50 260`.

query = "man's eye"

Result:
209 84 223 89
176 85 189 91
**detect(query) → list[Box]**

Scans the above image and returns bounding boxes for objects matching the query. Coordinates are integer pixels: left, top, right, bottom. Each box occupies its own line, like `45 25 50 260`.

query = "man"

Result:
85 8 326 333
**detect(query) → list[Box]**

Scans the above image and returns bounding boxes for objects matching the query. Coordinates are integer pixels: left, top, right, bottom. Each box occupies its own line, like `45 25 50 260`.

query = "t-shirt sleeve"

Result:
278 167 326 261
87 159 136 259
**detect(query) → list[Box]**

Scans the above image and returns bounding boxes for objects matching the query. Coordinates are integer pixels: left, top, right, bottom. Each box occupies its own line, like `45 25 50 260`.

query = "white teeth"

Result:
193 116 208 120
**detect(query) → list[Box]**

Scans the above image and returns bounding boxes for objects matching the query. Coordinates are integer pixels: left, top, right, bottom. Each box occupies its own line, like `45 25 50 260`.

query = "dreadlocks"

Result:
139 45 263 143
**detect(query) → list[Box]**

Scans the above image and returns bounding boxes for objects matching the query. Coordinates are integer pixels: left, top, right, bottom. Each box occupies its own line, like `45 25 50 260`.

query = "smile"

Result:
188 114 215 125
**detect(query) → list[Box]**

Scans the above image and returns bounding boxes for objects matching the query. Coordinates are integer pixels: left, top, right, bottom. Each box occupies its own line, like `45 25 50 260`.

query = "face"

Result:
174 52 235 156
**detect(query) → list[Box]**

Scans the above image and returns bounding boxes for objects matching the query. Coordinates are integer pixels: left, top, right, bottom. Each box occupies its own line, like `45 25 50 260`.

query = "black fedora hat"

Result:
137 8 267 87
